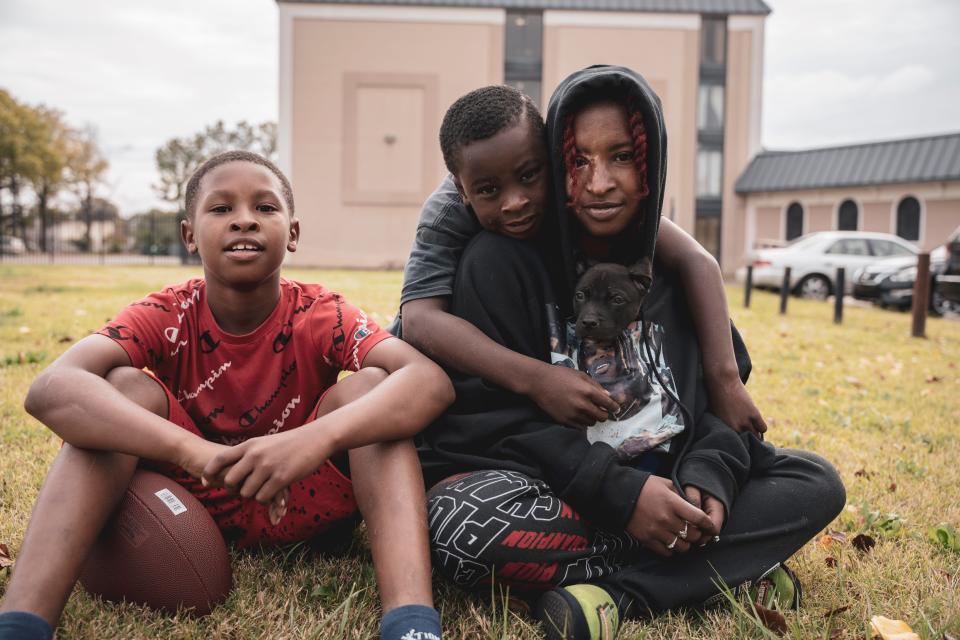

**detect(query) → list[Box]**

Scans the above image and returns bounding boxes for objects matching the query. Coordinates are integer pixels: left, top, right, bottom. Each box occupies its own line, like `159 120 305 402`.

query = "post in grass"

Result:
744 265 753 308
911 253 931 338
779 267 792 315
834 267 845 324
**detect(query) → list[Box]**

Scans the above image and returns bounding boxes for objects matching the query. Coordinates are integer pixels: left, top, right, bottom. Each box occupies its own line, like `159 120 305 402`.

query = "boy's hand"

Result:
626 476 714 556
682 485 725 542
202 428 329 505
177 436 230 479
708 377 767 438
528 364 619 429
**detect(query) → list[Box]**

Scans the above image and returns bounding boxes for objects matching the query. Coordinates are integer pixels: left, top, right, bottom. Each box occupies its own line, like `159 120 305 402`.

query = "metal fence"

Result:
0 210 193 265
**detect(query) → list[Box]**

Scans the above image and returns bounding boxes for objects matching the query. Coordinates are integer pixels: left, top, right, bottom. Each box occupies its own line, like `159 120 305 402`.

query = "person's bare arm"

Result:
201 337 455 503
23 334 223 475
402 297 617 428
655 218 767 436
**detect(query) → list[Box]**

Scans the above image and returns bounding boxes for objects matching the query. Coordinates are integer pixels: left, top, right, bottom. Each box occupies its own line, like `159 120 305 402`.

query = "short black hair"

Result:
439 85 546 175
184 150 294 218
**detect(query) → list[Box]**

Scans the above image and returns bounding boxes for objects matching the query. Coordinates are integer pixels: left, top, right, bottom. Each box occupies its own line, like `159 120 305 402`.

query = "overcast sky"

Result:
2 0 958 214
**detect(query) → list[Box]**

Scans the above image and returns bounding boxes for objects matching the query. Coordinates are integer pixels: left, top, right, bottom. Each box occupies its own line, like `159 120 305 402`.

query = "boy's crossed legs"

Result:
1 367 435 638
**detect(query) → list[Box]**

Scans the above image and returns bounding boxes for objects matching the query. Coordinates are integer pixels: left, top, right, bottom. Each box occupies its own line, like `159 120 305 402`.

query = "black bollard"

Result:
779 267 792 315
834 267 845 324
744 265 753 308
911 253 931 338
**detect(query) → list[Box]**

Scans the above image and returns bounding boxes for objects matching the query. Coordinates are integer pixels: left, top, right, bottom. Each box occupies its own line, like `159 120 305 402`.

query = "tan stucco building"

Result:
278 0 767 272
735 133 960 254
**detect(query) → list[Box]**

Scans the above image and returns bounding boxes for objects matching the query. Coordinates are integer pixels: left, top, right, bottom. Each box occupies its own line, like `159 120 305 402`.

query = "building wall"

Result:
743 181 960 255
280 3 504 267
280 3 764 270
720 16 763 274
542 12 701 234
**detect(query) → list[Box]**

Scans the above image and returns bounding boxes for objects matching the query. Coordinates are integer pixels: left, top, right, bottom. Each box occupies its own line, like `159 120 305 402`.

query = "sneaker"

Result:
534 584 620 640
748 564 802 611
701 563 802 611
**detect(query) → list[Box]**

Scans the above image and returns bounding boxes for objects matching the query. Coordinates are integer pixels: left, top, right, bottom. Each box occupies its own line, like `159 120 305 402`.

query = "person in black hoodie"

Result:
418 66 845 640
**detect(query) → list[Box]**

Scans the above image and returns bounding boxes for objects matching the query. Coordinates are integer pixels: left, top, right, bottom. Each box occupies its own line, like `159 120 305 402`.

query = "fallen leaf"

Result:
925 375 942 383
927 523 959 552
58 336 73 344
0 543 13 569
852 534 876 553
820 530 848 547
754 603 788 635
825 556 838 568
824 604 851 618
888 482 897 492
829 628 845 640
869 615 919 640
855 469 873 478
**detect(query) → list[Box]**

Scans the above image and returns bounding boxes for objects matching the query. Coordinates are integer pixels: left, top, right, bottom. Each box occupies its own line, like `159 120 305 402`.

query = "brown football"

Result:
79 469 232 615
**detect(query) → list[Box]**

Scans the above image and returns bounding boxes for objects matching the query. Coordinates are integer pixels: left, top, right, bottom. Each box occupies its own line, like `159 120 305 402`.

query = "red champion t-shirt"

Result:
98 278 391 445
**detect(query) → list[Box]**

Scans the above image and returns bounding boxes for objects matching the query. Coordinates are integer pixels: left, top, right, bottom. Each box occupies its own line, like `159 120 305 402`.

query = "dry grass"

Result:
1 264 958 639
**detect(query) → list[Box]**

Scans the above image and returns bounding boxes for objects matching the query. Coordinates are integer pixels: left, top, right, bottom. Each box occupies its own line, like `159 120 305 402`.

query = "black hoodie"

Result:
418 66 767 531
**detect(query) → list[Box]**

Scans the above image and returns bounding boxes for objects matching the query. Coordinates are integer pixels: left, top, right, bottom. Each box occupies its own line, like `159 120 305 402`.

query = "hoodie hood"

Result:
545 65 668 312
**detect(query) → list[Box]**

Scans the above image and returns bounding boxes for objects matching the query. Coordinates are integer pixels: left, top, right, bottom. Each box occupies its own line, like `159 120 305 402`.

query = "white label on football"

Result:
155 488 187 515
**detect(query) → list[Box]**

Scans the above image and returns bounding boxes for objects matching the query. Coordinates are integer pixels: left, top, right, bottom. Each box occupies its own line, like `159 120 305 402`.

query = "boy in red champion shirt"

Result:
0 151 454 640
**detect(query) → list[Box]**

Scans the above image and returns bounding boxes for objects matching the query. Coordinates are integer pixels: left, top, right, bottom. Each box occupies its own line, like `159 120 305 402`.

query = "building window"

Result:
701 17 726 66
697 84 724 132
786 202 804 241
837 199 858 231
896 196 921 241
505 11 543 105
696 150 722 197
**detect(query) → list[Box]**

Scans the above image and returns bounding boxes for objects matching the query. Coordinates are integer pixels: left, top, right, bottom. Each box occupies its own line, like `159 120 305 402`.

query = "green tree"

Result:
129 208 179 255
65 127 109 251
29 107 72 251
0 89 46 242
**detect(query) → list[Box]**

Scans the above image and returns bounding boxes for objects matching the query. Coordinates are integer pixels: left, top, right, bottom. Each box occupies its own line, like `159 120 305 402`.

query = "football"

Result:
79 469 233 615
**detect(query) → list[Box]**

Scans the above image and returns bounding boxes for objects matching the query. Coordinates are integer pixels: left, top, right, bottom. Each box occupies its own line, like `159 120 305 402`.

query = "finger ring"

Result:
678 522 689 540
666 535 679 550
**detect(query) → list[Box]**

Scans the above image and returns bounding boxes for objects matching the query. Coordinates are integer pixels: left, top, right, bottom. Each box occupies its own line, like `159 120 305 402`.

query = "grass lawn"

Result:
1 264 958 639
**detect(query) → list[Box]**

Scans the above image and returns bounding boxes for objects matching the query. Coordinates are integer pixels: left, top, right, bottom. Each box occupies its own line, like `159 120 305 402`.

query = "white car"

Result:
735 232 919 300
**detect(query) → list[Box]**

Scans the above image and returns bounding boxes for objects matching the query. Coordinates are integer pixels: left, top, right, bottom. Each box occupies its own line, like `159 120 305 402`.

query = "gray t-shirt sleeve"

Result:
399 174 482 306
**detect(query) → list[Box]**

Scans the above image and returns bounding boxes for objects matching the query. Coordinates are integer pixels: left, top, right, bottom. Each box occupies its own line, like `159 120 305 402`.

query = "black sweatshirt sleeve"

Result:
676 412 752 518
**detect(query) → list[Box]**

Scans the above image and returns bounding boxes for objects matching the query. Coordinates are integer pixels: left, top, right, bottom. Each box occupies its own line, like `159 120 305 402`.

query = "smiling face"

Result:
452 117 549 240
566 101 647 238
181 161 299 289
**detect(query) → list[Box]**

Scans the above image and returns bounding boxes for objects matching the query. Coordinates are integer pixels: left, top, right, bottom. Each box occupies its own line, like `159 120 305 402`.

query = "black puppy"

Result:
573 257 653 420
573 257 652 343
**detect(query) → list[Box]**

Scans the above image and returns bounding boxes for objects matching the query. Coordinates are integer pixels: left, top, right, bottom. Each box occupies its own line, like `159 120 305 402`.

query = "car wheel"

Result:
931 291 960 317
797 274 831 301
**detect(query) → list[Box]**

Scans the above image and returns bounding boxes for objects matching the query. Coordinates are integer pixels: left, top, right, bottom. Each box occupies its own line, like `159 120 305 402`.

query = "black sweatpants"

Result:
425 231 845 617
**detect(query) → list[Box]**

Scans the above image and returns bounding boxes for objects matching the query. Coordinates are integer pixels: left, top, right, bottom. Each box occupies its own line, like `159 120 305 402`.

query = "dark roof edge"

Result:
735 175 959 195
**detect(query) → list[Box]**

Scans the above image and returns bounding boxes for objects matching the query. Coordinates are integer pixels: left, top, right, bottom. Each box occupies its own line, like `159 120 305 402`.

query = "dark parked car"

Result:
935 226 960 309
853 245 959 316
